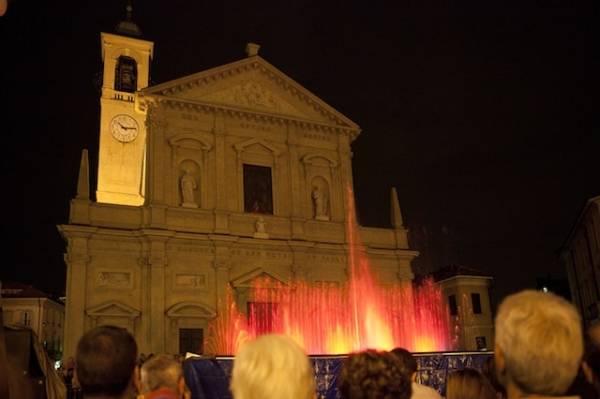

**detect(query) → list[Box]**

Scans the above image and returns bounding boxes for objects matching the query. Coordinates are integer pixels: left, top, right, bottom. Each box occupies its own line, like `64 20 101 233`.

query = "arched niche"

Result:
310 176 330 221
178 159 201 208
168 134 212 209
301 153 340 221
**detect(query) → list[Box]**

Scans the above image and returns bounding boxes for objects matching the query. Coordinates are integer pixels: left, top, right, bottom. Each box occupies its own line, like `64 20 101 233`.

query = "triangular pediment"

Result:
230 268 289 288
141 56 359 130
86 301 140 319
166 302 216 319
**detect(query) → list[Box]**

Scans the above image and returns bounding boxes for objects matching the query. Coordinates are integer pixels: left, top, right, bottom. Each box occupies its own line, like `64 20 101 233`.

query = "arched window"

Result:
115 56 137 92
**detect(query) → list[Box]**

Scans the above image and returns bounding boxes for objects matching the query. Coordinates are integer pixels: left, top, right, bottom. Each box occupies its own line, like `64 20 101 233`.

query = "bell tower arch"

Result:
96 3 154 206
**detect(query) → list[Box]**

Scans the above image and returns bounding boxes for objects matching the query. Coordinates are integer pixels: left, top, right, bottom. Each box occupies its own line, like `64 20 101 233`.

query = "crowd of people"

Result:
65 289 596 399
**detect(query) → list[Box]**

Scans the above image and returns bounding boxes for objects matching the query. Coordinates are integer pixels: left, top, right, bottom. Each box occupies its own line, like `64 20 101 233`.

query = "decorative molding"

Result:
205 81 282 112
234 137 281 157
86 301 141 320
150 96 358 137
230 267 289 288
165 302 216 319
301 153 338 168
168 133 212 151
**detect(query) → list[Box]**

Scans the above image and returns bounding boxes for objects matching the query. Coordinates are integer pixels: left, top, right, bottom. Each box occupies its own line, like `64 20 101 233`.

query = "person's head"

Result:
338 350 411 399
140 354 185 395
230 334 315 399
494 290 583 396
390 347 417 381
446 368 496 399
75 325 138 398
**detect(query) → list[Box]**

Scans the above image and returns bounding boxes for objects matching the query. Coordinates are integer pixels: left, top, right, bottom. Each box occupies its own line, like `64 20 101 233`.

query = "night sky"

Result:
2 1 597 306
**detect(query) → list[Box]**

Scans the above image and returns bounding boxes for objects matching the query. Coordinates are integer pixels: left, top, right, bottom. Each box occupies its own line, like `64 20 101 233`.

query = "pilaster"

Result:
58 226 96 360
213 112 230 233
141 230 174 353
211 236 238 315
289 241 315 280
146 103 168 206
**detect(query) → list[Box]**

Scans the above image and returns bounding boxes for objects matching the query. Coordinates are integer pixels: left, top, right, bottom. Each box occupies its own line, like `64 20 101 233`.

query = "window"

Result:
243 164 273 214
115 56 137 93
448 295 458 316
179 328 203 355
471 293 482 314
22 311 31 326
247 302 278 335
475 336 487 350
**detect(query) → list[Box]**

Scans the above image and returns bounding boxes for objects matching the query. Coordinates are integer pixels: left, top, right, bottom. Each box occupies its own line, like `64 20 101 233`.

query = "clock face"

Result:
110 114 139 143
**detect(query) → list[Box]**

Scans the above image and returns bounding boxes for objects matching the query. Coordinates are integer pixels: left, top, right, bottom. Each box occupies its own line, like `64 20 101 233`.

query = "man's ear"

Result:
494 344 506 381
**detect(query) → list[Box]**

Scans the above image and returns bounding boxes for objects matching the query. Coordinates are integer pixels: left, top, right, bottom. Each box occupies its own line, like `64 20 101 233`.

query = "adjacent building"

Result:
560 196 600 327
0 281 65 360
58 20 416 358
433 266 494 351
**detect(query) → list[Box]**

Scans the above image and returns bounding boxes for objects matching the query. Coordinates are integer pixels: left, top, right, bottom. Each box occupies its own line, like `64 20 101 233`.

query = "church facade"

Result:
59 31 416 358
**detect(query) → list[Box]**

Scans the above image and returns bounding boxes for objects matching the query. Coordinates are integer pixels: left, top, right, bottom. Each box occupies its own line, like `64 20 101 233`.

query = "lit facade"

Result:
434 267 494 351
561 196 600 327
58 31 416 358
0 283 65 360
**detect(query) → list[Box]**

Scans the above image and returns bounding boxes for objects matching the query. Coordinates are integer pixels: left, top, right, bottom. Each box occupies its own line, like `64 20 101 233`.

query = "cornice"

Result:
139 93 359 139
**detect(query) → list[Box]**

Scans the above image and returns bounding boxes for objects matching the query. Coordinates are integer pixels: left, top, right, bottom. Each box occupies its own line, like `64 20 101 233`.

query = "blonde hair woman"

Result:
446 368 496 399
230 334 316 399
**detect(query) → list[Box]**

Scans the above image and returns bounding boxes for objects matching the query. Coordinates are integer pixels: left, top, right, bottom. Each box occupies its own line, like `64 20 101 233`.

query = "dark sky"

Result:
2 1 597 306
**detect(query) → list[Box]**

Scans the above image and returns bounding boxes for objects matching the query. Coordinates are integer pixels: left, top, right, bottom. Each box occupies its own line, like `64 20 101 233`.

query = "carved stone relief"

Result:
96 271 132 289
174 273 207 289
208 81 281 111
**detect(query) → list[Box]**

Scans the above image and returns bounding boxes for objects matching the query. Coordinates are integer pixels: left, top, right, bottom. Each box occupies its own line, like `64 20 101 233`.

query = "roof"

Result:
0 281 50 298
430 265 492 282
559 195 600 254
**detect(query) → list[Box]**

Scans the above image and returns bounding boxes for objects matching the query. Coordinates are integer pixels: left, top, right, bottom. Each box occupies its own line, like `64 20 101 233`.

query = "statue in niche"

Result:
254 216 269 239
312 185 329 221
180 170 198 208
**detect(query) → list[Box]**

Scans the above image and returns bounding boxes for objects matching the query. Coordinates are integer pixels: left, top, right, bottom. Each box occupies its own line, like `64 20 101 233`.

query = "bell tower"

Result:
96 2 153 206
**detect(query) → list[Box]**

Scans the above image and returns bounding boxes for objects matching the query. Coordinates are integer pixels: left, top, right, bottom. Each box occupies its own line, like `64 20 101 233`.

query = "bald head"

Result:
140 354 184 395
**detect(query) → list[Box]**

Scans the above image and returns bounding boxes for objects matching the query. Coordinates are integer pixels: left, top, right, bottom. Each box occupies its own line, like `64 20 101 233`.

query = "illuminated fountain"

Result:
206 187 452 355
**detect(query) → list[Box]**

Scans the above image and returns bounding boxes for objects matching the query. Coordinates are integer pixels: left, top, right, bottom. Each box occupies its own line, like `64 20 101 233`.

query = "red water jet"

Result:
206 187 452 355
